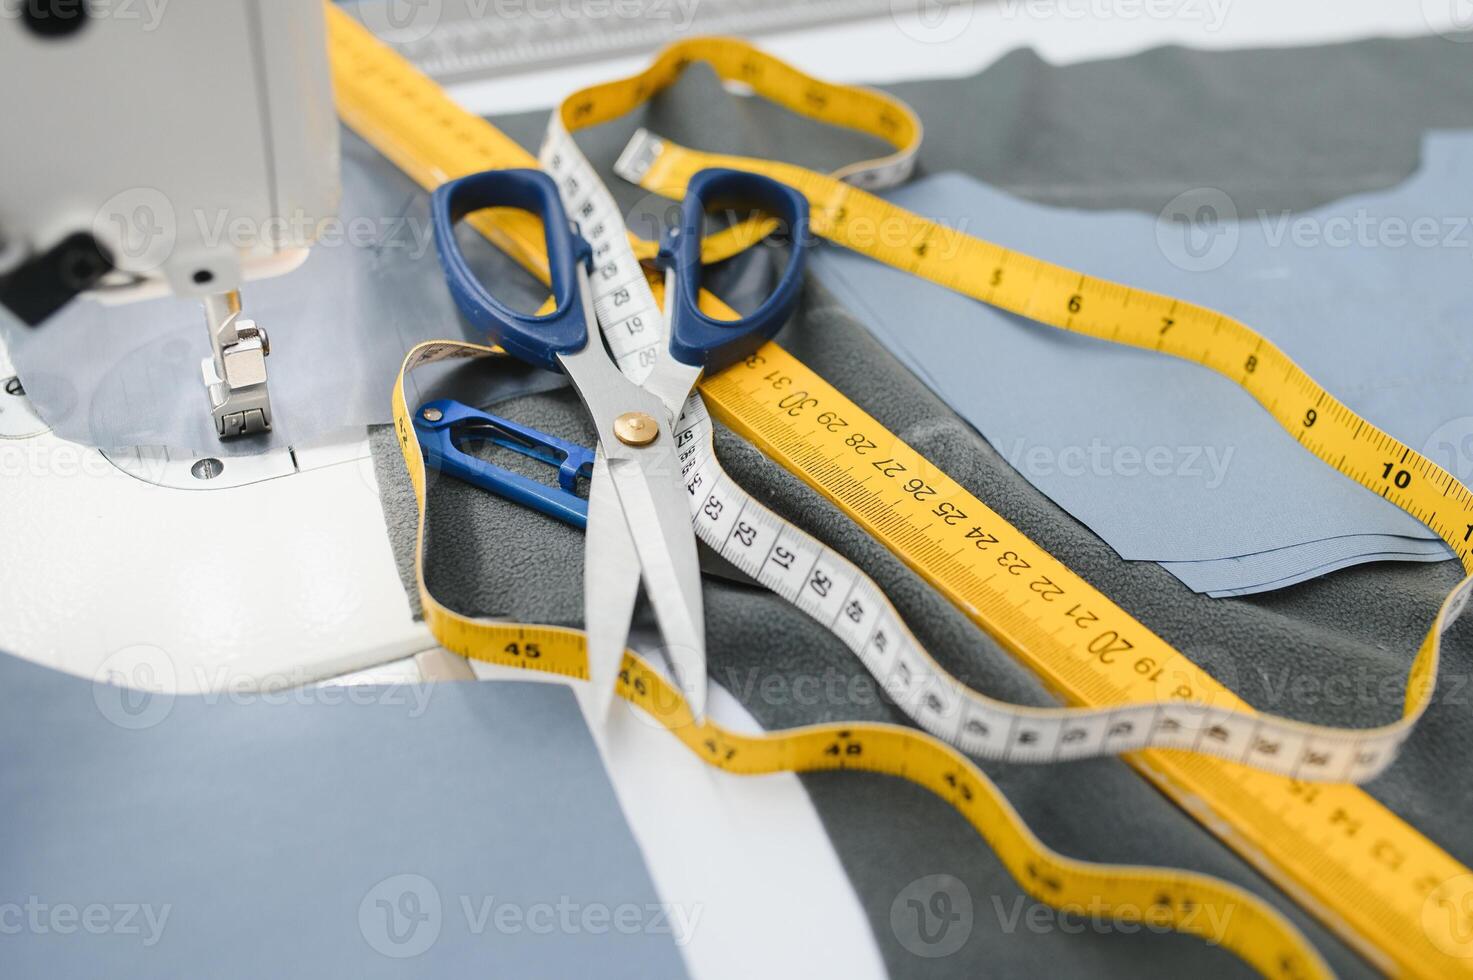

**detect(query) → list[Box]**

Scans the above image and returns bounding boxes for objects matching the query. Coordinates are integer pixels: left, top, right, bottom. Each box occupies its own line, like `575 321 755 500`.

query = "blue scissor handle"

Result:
431 169 594 373
413 398 593 529
656 168 810 370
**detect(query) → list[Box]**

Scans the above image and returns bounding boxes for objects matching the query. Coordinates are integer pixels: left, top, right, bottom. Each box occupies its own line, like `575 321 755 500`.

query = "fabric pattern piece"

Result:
809 145 1471 592
0 652 686 979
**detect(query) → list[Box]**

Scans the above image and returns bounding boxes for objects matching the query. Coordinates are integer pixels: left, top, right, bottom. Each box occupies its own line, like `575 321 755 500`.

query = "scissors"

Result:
413 397 594 528
431 167 809 722
413 398 765 586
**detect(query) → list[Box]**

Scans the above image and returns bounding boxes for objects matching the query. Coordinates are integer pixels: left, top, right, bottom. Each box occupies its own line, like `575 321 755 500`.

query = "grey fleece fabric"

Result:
369 34 1473 978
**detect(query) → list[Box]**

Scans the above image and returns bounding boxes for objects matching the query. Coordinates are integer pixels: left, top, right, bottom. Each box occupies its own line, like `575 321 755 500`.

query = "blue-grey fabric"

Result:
809 148 1472 593
0 652 686 980
1162 533 1451 597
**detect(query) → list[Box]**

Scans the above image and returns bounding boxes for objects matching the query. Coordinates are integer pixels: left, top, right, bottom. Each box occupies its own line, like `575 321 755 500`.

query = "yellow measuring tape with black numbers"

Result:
328 5 1470 975
391 339 1328 980
596 44 1473 980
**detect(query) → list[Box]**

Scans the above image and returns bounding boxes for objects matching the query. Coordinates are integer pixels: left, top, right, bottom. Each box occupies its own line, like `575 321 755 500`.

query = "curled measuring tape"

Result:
598 82 1473 979
336 12 1330 973
537 34 920 381
616 128 1473 780
542 99 1467 783
547 35 921 192
324 6 1469 972
545 100 1472 783
391 337 1329 980
544 53 1473 975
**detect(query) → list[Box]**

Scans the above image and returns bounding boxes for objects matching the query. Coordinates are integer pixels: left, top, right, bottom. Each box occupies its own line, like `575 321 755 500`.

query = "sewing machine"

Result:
0 0 339 437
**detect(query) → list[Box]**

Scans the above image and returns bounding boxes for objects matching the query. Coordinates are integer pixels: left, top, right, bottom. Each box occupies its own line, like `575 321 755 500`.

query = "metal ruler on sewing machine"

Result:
340 0 920 83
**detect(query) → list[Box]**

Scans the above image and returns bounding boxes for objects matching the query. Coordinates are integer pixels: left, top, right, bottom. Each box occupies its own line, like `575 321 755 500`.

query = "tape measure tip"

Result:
614 128 662 184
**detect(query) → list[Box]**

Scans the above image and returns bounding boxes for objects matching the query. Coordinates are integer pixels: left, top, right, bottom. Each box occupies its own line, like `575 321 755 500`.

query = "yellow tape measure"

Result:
700 344 1473 976
608 87 1473 980
391 337 1326 980
325 5 1465 974
625 138 1473 579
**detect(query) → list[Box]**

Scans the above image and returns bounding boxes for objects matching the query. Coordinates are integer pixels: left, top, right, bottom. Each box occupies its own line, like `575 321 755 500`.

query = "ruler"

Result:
331 10 1334 974
613 84 1473 977
391 335 1334 979
340 0 917 83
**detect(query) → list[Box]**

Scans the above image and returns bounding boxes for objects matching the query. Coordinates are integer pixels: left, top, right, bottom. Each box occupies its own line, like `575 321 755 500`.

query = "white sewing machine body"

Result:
0 0 339 435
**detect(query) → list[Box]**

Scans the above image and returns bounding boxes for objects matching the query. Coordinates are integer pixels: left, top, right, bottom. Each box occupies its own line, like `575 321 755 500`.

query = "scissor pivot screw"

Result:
614 411 659 446
422 407 444 422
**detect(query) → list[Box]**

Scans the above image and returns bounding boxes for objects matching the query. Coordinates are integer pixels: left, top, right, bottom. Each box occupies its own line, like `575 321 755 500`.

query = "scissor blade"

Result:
583 449 641 727
640 348 704 423
607 451 708 721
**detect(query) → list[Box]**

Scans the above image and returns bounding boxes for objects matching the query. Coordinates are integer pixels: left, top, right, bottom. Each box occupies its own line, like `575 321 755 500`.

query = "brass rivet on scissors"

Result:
613 411 659 446
422 407 444 422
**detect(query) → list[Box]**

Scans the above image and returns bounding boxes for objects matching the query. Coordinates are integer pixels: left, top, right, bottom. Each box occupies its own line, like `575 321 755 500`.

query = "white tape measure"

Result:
537 112 1449 783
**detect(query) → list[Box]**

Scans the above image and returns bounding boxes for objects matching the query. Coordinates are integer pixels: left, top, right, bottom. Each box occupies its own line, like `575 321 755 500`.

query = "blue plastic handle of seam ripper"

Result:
413 398 593 529
431 168 594 373
656 168 810 369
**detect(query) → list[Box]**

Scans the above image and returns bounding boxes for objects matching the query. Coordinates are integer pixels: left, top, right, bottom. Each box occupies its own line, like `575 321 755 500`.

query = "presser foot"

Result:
200 290 272 438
